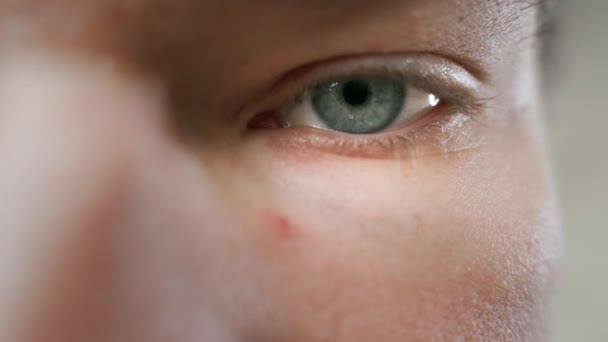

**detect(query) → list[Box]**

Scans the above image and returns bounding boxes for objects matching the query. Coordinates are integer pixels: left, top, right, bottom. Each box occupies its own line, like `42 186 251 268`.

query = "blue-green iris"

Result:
311 76 406 134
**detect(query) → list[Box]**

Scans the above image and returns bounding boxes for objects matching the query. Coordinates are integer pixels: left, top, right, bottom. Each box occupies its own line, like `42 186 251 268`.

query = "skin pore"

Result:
0 0 560 341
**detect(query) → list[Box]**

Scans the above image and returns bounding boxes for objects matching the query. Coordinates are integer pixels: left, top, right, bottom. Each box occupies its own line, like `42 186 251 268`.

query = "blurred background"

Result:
549 1 608 341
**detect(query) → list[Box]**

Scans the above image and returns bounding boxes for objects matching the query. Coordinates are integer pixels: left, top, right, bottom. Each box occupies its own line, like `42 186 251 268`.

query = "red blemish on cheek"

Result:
413 213 425 234
264 210 300 241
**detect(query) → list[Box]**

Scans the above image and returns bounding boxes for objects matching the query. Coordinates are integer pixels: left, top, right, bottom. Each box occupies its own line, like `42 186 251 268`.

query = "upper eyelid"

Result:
237 52 493 126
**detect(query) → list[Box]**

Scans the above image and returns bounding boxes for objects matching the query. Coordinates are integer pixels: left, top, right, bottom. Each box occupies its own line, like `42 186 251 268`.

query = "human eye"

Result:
284 75 438 135
244 54 491 159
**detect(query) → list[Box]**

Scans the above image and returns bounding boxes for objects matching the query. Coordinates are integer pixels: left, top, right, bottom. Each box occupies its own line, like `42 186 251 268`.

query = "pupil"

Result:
342 80 370 106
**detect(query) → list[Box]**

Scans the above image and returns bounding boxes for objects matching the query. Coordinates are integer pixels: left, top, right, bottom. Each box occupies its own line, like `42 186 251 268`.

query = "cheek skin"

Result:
222 114 560 341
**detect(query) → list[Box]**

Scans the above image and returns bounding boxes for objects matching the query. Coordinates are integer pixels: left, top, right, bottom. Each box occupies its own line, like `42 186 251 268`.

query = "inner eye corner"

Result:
247 110 283 130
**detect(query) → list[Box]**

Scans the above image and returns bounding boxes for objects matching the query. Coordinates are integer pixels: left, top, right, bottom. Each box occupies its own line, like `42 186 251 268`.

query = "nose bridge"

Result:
0 52 166 341
0 52 152 241
0 52 247 341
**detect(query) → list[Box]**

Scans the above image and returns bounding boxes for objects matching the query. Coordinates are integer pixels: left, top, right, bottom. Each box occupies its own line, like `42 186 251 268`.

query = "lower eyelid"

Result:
253 108 482 160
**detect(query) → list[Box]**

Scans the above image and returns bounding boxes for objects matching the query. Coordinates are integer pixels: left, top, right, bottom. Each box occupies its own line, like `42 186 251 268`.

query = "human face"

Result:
0 1 560 341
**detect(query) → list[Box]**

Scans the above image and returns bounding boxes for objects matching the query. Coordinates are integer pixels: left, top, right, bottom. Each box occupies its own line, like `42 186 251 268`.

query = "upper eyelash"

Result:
238 52 492 128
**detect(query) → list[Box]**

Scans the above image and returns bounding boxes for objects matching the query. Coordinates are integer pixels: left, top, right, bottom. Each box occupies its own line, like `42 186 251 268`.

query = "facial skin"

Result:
0 1 561 341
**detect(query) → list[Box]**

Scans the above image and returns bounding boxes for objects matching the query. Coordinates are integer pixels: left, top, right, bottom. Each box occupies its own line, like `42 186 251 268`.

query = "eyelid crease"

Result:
236 53 494 130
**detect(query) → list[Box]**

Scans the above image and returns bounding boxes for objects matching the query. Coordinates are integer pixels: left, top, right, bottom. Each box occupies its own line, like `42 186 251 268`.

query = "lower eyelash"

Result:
257 105 482 160
338 110 481 159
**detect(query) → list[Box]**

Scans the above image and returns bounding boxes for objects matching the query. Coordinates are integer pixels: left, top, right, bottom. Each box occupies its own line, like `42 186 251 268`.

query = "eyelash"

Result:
243 54 488 159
